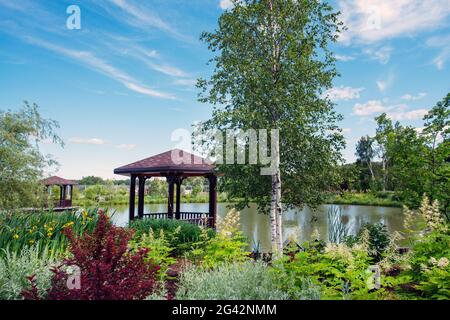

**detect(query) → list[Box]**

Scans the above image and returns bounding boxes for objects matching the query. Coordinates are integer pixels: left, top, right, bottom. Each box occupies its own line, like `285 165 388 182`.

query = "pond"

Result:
109 203 405 252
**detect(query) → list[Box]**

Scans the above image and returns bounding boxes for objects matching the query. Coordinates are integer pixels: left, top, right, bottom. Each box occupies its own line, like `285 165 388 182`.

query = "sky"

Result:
0 0 449 179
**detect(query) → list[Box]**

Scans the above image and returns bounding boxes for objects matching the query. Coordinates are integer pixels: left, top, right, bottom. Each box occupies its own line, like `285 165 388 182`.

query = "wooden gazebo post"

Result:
137 176 147 219
129 174 137 221
167 175 176 219
175 177 182 220
208 175 217 228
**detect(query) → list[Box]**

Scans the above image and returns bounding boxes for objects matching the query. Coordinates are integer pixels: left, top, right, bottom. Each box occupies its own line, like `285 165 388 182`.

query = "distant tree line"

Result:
340 93 449 213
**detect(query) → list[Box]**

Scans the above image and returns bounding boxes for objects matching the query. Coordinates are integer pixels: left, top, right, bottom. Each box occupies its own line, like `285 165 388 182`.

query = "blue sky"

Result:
0 0 449 179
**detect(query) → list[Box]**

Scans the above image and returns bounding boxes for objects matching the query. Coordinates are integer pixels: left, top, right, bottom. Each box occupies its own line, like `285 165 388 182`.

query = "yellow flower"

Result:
29 240 35 245
47 232 53 238
13 234 19 239
62 221 75 229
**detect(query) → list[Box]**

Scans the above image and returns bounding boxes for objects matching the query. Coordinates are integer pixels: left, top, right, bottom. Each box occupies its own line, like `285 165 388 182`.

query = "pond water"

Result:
109 203 404 252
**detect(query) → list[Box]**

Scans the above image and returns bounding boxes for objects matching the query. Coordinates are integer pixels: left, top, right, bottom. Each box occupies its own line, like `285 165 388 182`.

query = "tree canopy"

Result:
198 0 345 253
0 102 62 210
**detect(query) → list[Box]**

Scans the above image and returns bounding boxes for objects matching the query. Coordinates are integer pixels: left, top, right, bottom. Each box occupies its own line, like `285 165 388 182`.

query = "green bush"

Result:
176 261 289 300
0 245 57 300
345 223 391 262
401 232 450 299
129 228 177 280
273 239 392 300
128 219 213 255
188 210 250 268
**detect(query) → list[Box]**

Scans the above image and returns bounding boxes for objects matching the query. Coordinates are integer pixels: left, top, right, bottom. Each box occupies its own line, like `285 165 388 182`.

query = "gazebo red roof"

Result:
114 149 214 176
42 176 78 186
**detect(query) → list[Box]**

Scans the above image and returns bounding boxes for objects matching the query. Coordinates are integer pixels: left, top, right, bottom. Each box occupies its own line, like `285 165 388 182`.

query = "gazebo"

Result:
114 149 217 228
41 176 78 209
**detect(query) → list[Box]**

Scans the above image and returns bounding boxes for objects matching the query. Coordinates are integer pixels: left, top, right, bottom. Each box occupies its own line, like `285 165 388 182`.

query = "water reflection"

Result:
110 203 404 252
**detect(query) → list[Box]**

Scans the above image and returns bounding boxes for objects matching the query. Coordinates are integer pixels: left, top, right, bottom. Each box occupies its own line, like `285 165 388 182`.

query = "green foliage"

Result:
328 191 401 207
129 228 177 280
176 261 289 300
0 102 63 210
188 210 250 268
0 209 100 257
272 240 391 300
129 218 213 255
351 92 449 211
358 223 391 262
0 245 56 300
78 176 105 185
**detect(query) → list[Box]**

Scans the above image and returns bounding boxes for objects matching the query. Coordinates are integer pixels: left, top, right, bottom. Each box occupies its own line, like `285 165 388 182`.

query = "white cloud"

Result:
388 109 428 121
354 100 388 116
363 46 393 64
336 54 355 62
23 36 175 99
220 0 234 10
342 128 352 133
401 92 427 101
426 35 450 70
116 144 136 150
353 100 428 120
338 0 450 44
69 137 105 145
325 86 364 101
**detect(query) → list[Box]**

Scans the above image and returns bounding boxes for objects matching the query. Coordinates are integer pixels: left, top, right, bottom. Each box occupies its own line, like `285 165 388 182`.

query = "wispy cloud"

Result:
109 0 192 42
173 78 197 87
336 54 355 62
376 71 395 93
325 86 364 101
426 35 450 70
338 0 450 44
69 137 105 145
23 36 175 99
116 144 136 150
401 92 427 101
363 46 393 64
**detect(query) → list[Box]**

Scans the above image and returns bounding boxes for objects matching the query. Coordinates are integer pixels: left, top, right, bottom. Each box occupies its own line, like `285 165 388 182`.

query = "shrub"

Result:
0 245 56 300
188 210 250 268
23 213 160 300
273 239 391 300
129 228 177 280
176 261 289 300
351 223 391 262
398 196 450 299
129 218 213 255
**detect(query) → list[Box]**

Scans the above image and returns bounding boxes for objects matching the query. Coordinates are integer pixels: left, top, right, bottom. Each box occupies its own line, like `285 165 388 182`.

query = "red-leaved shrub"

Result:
23 213 160 300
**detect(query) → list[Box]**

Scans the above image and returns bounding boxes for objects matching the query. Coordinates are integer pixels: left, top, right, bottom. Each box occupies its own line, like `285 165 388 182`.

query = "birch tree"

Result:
197 0 344 255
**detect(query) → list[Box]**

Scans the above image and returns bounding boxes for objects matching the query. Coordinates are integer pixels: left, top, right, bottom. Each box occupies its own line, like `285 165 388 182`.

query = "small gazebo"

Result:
114 149 217 228
41 176 78 209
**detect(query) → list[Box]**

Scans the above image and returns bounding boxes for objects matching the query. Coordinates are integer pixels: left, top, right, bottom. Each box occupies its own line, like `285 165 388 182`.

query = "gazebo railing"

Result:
54 200 73 208
143 212 214 228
